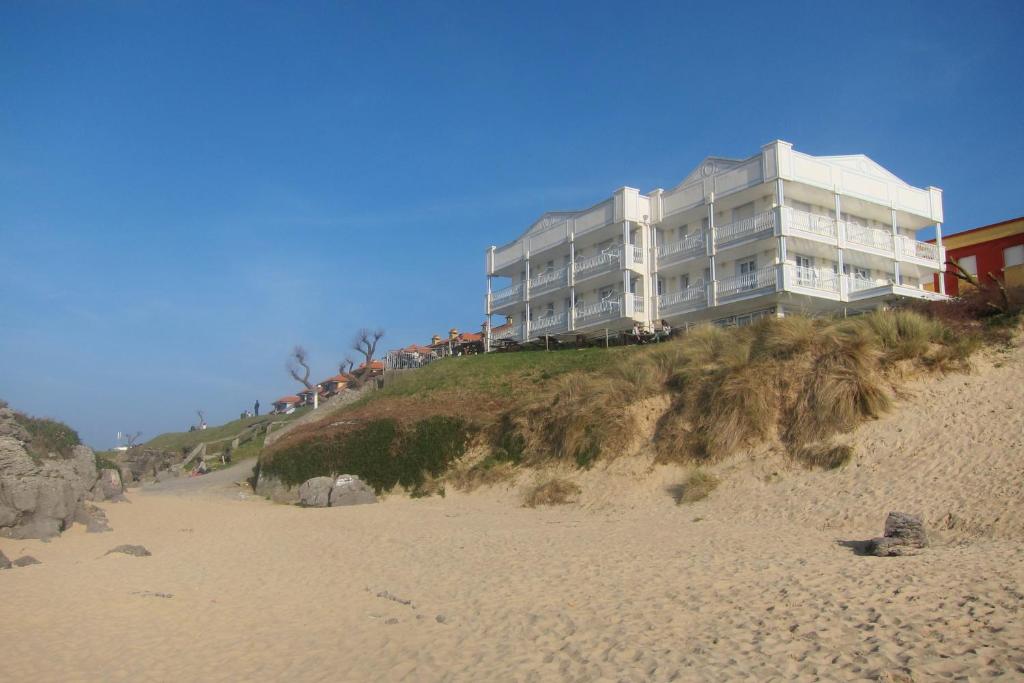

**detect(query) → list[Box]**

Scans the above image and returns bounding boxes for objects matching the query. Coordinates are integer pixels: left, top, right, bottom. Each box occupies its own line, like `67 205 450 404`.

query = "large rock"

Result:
298 477 334 507
329 475 377 507
254 471 299 504
0 402 99 539
868 512 928 556
74 502 112 533
93 468 125 502
0 549 10 569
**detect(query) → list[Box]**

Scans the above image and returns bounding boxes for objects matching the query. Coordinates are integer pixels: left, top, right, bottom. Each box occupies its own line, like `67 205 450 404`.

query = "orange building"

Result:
930 217 1024 295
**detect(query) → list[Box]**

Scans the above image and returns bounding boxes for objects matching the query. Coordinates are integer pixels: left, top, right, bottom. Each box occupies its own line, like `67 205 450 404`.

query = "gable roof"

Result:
816 154 910 186
274 395 300 404
670 155 750 190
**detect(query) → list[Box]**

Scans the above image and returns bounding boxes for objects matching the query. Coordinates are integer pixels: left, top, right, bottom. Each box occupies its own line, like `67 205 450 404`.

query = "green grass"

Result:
12 412 81 459
359 346 633 407
144 407 312 453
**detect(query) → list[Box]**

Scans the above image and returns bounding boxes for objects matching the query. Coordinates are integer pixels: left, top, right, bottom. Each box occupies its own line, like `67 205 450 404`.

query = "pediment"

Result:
524 211 576 236
817 154 909 186
672 156 747 189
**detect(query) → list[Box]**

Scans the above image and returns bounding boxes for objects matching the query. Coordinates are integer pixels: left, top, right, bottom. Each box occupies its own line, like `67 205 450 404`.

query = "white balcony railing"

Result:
717 265 778 297
631 245 644 264
492 323 522 341
657 232 705 263
574 296 622 325
657 282 707 311
788 265 840 292
532 311 567 335
716 209 776 246
529 266 569 295
847 275 891 293
897 236 940 262
629 292 645 314
784 207 837 239
845 223 893 252
574 247 622 279
491 282 524 306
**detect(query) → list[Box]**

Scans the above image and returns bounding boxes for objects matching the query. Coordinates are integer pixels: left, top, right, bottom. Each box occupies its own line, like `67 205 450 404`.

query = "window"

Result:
795 255 813 285
544 302 555 317
1004 245 1024 268
738 258 758 290
958 254 978 276
656 277 664 296
680 273 690 289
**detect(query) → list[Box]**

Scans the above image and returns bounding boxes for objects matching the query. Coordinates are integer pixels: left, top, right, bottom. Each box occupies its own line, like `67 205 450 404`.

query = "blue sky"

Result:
2 1 1022 448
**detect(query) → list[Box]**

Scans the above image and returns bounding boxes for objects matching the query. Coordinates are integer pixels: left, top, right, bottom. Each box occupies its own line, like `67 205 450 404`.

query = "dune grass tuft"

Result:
792 442 854 470
522 477 582 507
675 469 719 504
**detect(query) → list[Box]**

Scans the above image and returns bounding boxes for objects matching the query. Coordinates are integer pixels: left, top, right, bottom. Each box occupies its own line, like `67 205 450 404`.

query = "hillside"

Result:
257 301 1023 512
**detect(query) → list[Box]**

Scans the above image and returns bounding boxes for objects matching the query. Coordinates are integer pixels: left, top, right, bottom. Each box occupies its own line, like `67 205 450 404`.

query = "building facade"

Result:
928 216 1024 296
485 141 947 345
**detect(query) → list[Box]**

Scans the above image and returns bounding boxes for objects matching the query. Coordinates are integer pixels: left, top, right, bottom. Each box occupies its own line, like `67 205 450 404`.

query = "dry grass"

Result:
792 442 855 470
522 477 582 507
447 456 518 492
674 469 719 504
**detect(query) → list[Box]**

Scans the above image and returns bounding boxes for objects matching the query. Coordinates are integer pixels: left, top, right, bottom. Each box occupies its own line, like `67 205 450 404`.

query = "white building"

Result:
485 140 947 345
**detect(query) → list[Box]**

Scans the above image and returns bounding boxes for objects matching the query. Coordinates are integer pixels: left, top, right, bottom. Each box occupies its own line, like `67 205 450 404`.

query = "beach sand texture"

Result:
1 344 1021 682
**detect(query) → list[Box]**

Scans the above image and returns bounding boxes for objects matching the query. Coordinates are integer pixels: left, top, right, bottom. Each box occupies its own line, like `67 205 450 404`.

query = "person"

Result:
657 319 672 341
631 322 642 344
221 445 232 465
254 399 260 417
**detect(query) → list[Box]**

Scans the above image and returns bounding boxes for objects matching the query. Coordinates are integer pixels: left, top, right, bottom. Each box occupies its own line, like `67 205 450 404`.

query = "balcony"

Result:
574 296 623 327
782 207 837 240
896 236 941 264
657 231 705 267
531 311 568 336
715 209 776 248
574 246 622 282
657 282 707 315
492 322 524 342
785 265 841 293
490 282 524 309
844 223 893 253
529 266 569 296
717 265 778 298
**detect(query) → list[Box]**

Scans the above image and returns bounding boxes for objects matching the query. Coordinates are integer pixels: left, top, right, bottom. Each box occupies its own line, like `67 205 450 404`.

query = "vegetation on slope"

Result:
11 411 82 459
259 289 1021 497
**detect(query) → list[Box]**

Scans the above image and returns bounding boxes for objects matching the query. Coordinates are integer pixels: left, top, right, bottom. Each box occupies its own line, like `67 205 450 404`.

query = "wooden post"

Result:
605 328 609 348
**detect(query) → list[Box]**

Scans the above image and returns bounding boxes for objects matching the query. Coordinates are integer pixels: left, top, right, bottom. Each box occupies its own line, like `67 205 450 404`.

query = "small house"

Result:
273 395 301 414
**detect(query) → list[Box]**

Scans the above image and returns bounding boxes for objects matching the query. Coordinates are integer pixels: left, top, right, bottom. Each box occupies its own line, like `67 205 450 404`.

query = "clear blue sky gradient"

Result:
2 2 1022 448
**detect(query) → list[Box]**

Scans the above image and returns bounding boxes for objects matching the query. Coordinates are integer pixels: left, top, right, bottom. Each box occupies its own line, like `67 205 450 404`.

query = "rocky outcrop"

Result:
92 468 125 502
298 477 334 507
330 475 377 506
0 549 10 569
106 544 151 557
117 447 185 483
0 402 110 539
867 512 928 556
254 471 300 504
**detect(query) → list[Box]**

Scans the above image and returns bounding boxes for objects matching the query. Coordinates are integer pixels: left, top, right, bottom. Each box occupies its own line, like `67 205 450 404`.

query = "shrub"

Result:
791 442 854 470
675 469 719 504
522 477 581 507
492 413 526 464
12 412 82 459
261 417 470 494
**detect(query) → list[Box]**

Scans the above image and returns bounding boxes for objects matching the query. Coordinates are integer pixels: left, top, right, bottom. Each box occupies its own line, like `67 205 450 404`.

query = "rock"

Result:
93 468 125 502
74 503 112 533
106 544 151 557
435 614 448 624
0 549 10 569
254 471 299 504
120 448 185 482
154 469 180 483
13 555 40 567
867 512 928 556
329 475 377 507
119 466 137 487
298 477 334 507
0 403 100 539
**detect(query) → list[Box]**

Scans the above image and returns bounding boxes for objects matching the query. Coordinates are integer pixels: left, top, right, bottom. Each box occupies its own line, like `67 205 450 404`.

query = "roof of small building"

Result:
321 374 349 384
274 395 301 404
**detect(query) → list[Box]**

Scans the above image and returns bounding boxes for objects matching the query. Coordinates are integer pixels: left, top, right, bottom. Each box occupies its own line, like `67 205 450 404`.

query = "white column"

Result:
650 221 659 322
834 192 844 280
569 234 576 330
778 179 788 263
936 222 946 295
891 207 901 285
524 255 531 339
485 247 494 352
707 196 717 307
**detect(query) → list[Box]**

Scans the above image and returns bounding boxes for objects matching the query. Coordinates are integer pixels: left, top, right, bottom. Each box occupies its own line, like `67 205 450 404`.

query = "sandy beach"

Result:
2 346 1022 682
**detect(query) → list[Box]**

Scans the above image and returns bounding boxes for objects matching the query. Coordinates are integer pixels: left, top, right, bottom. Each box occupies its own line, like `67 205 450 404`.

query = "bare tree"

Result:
338 357 355 375
946 258 1011 313
349 328 385 386
287 345 316 392
117 431 143 448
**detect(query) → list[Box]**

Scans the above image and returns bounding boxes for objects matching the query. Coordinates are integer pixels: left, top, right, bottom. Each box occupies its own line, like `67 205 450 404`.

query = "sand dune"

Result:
1 343 1022 681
